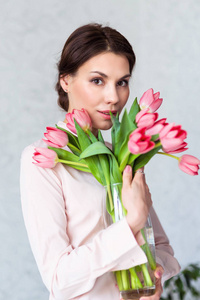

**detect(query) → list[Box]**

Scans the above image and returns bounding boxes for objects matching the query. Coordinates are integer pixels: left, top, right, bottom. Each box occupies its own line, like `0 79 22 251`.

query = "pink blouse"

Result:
20 128 180 300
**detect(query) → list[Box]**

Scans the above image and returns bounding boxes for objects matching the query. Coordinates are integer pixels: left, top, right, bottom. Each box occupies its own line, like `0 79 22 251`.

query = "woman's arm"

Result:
20 145 147 299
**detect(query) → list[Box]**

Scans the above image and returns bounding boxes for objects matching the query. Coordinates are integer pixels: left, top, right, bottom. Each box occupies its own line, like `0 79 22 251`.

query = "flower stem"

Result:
58 159 89 168
119 150 131 173
157 151 179 160
107 184 114 219
140 229 156 270
129 268 143 289
115 271 123 290
67 142 81 154
141 264 153 287
121 270 130 290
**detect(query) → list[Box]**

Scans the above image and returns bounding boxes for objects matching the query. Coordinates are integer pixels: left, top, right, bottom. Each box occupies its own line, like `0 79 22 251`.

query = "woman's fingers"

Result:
154 264 164 279
122 165 133 187
134 167 146 183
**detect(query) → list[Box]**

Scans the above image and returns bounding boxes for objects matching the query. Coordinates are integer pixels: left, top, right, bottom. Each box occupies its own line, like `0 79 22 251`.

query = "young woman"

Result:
20 23 180 300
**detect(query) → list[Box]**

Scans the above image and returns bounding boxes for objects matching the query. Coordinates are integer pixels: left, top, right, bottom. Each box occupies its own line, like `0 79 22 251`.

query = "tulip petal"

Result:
181 154 200 165
178 163 198 176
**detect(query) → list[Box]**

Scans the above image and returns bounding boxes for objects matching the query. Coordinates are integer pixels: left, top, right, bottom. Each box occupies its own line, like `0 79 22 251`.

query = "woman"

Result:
20 23 180 300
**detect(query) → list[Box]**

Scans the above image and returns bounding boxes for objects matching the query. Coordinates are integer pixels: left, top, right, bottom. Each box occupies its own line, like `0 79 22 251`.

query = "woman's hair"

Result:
55 23 136 111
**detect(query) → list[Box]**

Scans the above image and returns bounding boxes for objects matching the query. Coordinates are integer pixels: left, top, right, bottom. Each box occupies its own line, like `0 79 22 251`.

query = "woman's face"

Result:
60 52 131 135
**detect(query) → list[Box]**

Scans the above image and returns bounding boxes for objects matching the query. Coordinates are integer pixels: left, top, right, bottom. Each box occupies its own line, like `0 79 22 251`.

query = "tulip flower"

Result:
159 123 188 153
65 109 92 134
43 127 69 148
178 154 200 176
33 148 58 168
128 127 155 155
136 109 158 129
139 88 163 113
146 118 167 136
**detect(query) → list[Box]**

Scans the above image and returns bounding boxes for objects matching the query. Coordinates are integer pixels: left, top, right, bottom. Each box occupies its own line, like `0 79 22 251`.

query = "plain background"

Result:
0 1 200 299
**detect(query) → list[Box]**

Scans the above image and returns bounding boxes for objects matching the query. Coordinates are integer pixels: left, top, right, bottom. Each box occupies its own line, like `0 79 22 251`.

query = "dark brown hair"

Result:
55 23 136 111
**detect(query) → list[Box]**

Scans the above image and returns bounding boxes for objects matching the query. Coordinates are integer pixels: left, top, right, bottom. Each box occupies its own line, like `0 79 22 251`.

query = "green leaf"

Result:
151 134 159 142
183 271 191 288
80 142 114 158
120 109 136 142
75 120 92 151
117 124 136 171
98 130 105 144
48 147 79 162
191 285 200 297
75 122 105 185
174 278 185 300
113 109 137 161
79 141 122 186
87 130 98 143
84 133 110 186
48 147 90 173
132 145 162 172
128 97 140 122
164 278 173 288
110 113 121 156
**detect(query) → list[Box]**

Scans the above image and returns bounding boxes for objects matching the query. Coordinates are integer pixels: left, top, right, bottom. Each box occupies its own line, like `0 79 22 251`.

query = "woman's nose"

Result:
104 85 119 104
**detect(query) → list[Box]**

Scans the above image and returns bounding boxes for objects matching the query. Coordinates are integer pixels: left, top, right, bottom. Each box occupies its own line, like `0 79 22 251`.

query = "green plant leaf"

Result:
113 109 137 162
132 145 162 172
110 113 121 156
80 142 114 158
74 122 105 185
174 277 185 300
48 147 90 173
191 285 200 297
109 155 122 185
48 147 79 162
164 277 173 288
120 109 136 142
182 271 191 288
151 134 159 142
128 97 140 122
98 130 105 144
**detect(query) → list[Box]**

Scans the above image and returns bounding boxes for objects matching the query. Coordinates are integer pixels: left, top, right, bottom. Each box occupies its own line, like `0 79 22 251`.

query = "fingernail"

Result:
124 165 131 173
156 271 162 277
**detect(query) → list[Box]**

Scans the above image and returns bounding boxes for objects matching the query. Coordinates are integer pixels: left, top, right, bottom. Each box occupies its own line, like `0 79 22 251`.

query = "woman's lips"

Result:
98 110 117 119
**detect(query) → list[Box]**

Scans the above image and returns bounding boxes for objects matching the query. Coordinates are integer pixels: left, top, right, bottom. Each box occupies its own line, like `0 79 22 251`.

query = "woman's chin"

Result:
92 122 113 134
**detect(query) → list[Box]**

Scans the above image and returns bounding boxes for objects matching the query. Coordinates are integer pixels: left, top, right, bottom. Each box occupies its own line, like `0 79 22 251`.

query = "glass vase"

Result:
105 183 156 300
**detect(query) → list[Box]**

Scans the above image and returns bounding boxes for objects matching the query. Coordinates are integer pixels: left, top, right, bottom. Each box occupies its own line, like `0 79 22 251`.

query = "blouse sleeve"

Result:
150 207 181 284
20 144 148 299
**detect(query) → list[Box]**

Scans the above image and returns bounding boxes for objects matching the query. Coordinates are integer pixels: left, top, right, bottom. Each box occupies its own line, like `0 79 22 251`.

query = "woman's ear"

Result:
60 75 70 93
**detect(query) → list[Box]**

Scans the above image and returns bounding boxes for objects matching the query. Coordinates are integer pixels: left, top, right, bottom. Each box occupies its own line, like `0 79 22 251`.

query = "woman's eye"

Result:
117 80 128 87
92 78 103 85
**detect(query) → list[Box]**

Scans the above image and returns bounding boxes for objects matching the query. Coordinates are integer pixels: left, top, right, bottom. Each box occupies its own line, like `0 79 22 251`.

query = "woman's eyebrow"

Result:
90 71 131 79
90 71 108 78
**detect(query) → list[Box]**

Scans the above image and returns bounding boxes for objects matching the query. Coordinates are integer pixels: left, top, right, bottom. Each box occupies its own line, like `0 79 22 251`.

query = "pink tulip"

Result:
136 109 158 129
32 148 58 168
42 127 69 148
178 154 200 176
128 127 155 154
146 118 167 136
139 88 163 113
159 123 188 153
65 109 92 134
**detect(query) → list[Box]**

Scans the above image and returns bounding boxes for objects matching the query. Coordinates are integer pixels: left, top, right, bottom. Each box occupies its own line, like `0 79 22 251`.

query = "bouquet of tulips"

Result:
33 88 200 293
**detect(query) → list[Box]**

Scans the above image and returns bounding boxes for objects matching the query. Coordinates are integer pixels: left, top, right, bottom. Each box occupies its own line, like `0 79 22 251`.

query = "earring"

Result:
65 89 68 93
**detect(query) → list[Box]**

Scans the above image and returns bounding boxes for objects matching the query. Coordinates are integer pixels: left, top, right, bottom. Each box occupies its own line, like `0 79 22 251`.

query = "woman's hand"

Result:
139 264 164 300
122 166 152 236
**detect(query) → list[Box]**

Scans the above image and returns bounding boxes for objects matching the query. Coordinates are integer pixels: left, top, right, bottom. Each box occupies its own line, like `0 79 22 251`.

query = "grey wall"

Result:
1 1 200 299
